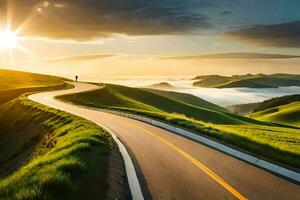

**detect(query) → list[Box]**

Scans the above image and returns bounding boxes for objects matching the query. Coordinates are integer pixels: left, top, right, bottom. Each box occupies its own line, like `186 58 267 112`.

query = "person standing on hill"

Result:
75 75 78 82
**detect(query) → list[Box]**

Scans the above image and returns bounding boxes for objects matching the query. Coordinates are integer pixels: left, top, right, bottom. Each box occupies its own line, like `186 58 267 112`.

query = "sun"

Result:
0 29 18 49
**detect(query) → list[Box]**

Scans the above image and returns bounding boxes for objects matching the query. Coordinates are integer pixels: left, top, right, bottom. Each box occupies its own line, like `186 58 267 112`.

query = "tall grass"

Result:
0 95 113 200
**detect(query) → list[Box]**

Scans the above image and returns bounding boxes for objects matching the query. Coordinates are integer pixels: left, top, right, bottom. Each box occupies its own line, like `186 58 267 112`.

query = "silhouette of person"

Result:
75 75 78 82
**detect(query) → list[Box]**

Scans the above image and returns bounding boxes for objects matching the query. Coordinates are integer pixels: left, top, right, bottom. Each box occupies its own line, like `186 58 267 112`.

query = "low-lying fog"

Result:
99 77 300 106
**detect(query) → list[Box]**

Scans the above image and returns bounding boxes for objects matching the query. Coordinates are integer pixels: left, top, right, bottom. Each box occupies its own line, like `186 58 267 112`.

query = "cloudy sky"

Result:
0 0 300 78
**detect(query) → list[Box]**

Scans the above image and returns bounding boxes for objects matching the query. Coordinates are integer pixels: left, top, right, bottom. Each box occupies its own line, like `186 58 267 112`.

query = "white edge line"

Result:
100 109 300 184
98 124 145 200
27 93 145 200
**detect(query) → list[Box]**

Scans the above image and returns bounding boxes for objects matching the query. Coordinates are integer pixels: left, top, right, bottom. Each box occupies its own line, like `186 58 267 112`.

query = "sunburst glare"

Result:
0 28 18 49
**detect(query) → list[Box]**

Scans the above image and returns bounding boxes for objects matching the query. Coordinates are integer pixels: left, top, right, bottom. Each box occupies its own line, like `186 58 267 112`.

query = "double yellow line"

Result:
128 122 247 200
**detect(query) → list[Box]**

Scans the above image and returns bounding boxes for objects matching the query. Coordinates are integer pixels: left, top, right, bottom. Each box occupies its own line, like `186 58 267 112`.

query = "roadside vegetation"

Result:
0 70 124 199
0 95 115 199
59 84 300 169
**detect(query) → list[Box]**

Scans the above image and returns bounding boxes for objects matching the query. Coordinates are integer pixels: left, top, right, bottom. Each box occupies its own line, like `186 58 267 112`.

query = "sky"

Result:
0 0 300 78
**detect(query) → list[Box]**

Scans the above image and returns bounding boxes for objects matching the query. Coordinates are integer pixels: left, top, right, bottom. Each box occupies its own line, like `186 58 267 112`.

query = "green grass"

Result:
0 95 114 199
215 125 300 166
0 69 67 105
0 69 64 91
249 102 300 127
227 94 300 115
252 94 300 112
59 84 300 168
144 88 229 113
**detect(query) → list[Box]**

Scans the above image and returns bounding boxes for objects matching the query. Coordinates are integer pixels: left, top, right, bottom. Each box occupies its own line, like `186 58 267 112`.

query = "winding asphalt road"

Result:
29 82 300 200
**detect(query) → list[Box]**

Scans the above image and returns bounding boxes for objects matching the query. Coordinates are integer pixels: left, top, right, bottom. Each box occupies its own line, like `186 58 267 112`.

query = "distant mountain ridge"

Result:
193 73 300 88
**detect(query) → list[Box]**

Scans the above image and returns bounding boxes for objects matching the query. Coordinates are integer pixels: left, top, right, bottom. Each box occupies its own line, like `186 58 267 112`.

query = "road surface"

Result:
29 82 300 200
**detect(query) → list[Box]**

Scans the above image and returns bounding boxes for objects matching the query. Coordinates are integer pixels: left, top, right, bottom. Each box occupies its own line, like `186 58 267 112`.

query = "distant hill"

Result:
249 102 300 127
252 94 300 112
193 73 300 88
148 82 174 89
228 94 300 115
227 103 259 115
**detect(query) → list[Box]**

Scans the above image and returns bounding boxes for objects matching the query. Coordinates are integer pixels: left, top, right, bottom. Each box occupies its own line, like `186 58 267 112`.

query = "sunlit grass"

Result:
249 101 300 127
0 69 63 91
0 95 113 199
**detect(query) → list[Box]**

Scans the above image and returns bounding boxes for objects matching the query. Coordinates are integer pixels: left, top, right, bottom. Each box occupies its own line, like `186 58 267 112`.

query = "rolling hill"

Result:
0 69 63 90
249 101 300 127
144 88 229 113
228 94 300 115
148 82 175 90
60 84 266 125
193 73 300 88
0 69 68 105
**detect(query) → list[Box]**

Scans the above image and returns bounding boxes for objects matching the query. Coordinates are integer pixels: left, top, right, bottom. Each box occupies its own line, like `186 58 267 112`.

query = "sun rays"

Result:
0 0 38 63
0 29 18 49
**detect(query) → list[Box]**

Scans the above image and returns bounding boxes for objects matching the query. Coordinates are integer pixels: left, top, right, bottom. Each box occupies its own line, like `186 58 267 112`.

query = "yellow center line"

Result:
127 122 247 200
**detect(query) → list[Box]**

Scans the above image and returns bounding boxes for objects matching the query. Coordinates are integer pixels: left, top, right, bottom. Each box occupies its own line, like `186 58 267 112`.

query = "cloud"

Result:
45 54 116 63
161 52 300 60
223 21 300 48
0 0 213 40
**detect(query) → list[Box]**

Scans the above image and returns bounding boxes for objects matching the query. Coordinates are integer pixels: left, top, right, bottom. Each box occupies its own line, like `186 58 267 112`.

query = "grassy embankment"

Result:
0 69 68 105
0 96 114 199
0 70 120 199
59 84 300 169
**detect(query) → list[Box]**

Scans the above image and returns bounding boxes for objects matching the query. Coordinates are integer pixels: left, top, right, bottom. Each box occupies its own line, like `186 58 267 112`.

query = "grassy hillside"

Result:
60 84 256 125
193 73 300 88
145 88 229 113
252 94 300 112
59 84 300 168
0 69 67 105
249 102 300 127
0 94 125 199
0 69 63 90
228 94 300 115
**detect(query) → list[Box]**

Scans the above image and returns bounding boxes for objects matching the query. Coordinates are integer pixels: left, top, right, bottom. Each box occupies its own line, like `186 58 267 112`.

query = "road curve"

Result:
29 82 300 200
